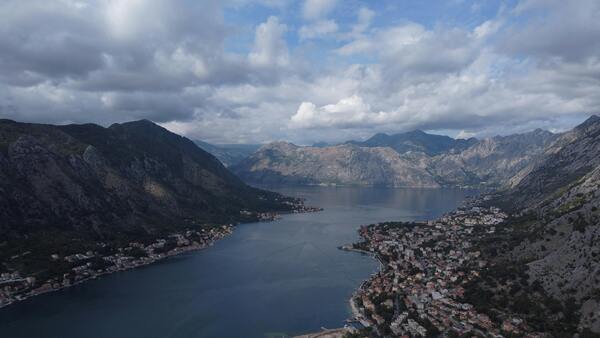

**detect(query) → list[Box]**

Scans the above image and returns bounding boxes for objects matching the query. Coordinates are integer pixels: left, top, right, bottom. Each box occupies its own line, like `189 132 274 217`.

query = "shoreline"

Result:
338 245 384 324
0 231 228 310
1 206 322 310
337 204 521 336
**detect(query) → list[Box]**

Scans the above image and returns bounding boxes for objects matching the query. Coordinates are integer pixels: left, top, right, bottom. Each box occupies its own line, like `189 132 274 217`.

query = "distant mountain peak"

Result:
265 141 298 148
405 129 427 135
354 129 476 156
577 114 600 129
113 119 160 129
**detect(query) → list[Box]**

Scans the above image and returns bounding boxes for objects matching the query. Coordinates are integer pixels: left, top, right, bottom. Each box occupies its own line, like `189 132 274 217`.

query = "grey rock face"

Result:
233 129 558 188
496 116 600 332
432 129 558 187
233 142 441 188
510 116 600 207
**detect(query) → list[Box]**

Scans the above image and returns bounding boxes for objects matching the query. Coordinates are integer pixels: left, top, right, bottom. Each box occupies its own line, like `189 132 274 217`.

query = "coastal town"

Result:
339 205 540 337
0 225 233 308
0 200 321 310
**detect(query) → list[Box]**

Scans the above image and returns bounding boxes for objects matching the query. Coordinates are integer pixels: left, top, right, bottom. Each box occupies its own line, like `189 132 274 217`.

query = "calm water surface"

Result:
0 186 474 338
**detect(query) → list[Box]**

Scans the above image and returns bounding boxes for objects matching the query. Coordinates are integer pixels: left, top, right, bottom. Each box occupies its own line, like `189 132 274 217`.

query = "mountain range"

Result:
232 128 558 188
348 129 478 156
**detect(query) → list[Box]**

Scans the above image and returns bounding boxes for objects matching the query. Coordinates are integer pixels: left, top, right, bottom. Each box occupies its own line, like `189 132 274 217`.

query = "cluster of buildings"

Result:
344 206 537 337
0 201 321 310
0 225 233 308
244 205 322 222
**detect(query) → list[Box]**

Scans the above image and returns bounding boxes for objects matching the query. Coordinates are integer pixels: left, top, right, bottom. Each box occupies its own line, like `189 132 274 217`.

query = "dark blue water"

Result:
0 187 473 338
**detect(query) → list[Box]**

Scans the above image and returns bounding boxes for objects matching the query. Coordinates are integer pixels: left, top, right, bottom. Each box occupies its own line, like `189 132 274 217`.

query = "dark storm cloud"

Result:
0 2 107 83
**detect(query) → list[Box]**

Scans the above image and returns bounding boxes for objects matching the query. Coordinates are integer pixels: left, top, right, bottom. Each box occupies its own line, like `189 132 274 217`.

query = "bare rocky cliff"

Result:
233 129 557 188
479 115 600 333
432 129 558 187
233 142 440 187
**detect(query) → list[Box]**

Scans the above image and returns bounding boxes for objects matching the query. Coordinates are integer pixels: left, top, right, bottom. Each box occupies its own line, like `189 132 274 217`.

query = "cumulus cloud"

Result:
0 0 598 144
456 130 477 139
351 7 375 36
298 20 338 40
0 0 293 127
338 22 481 80
302 0 337 21
249 16 289 68
290 95 375 128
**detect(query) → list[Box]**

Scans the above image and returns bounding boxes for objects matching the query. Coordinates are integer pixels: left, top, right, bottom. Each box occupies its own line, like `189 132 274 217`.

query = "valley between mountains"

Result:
208 116 600 336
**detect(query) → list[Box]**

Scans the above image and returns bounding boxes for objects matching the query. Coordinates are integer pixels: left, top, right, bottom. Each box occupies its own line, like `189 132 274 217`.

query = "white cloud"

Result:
302 0 337 21
456 130 476 139
351 7 375 36
226 0 290 9
290 95 375 128
473 20 502 39
1 0 599 144
249 16 289 68
337 23 426 55
298 20 338 40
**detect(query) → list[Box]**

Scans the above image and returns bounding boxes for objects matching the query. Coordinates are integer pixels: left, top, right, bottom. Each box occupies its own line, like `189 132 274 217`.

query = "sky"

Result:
0 0 599 144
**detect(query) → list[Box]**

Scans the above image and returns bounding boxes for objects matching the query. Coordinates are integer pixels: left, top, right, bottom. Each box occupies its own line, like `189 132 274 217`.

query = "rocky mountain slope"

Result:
233 129 557 188
473 116 600 334
194 140 260 167
0 119 298 264
509 116 600 206
233 142 441 187
431 129 558 187
349 129 477 156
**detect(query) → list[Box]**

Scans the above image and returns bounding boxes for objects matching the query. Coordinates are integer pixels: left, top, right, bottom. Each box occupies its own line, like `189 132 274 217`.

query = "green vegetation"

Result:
553 194 587 217
464 260 581 336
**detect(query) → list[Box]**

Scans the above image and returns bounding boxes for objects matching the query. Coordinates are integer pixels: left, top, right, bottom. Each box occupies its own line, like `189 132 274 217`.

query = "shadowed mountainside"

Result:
0 119 297 244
